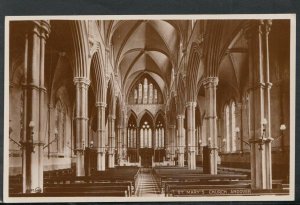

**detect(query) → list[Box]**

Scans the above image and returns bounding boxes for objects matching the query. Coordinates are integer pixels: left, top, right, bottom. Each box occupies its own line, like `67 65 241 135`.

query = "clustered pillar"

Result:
96 102 106 171
203 77 219 175
168 125 176 162
122 113 128 161
186 102 197 170
21 20 50 193
247 20 273 189
74 77 90 176
108 115 115 168
176 115 185 167
117 125 123 164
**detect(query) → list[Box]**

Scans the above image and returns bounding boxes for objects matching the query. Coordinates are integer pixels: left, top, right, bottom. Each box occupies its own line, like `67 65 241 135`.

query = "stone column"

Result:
123 113 128 161
176 115 185 167
117 125 123 164
21 20 50 193
203 77 218 175
96 102 106 171
235 102 243 152
122 126 127 159
108 115 115 168
74 77 90 176
247 20 273 189
186 102 197 170
168 125 176 161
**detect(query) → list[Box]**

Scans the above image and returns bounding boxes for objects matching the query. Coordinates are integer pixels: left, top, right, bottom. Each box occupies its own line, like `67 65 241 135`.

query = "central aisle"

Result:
135 168 163 197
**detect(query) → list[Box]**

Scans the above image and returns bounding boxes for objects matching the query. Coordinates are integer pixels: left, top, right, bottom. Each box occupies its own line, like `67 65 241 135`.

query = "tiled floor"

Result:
135 168 163 197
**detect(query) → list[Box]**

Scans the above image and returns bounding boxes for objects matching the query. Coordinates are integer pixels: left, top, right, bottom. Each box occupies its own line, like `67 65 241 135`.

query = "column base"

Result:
250 141 273 190
178 153 184 167
188 151 196 170
76 151 85 176
97 152 106 171
27 144 44 193
209 148 218 175
108 153 115 168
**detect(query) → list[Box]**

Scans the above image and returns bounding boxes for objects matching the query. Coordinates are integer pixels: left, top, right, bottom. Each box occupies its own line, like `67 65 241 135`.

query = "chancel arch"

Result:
138 112 155 167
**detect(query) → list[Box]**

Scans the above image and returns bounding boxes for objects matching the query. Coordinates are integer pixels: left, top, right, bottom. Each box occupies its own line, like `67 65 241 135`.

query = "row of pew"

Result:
152 166 289 197
9 166 140 197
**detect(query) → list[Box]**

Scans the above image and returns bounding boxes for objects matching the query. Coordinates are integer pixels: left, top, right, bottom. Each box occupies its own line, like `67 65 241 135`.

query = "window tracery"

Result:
140 121 152 148
54 100 66 155
224 101 237 153
129 76 162 104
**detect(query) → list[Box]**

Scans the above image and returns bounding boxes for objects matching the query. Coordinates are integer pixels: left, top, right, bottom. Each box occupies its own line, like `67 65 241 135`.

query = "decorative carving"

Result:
203 77 219 88
73 77 90 87
127 104 165 119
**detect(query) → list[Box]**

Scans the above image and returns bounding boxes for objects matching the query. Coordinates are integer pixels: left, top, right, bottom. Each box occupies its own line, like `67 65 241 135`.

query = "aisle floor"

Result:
135 168 163 197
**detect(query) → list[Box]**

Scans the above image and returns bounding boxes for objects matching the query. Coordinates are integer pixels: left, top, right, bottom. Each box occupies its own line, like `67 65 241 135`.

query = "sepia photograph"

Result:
4 15 295 202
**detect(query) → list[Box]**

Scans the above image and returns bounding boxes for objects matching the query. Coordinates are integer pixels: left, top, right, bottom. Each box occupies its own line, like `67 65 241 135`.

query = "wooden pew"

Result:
10 182 131 197
44 168 75 180
10 190 128 197
156 174 249 193
44 185 129 197
9 166 139 197
45 182 132 196
44 166 140 195
9 175 22 194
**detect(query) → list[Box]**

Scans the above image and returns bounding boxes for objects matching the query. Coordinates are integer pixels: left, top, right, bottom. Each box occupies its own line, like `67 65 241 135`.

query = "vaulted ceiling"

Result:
91 19 260 107
108 20 184 97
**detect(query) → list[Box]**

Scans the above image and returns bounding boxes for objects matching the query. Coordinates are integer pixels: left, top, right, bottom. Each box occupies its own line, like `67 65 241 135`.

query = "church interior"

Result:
8 19 291 197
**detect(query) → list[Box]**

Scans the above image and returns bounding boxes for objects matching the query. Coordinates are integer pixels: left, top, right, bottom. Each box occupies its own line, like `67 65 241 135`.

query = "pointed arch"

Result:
126 109 138 139
70 21 90 78
154 110 166 125
137 109 154 127
127 110 138 125
186 42 202 102
106 75 116 116
167 95 177 123
203 21 224 77
176 73 186 115
115 96 123 126
90 51 106 104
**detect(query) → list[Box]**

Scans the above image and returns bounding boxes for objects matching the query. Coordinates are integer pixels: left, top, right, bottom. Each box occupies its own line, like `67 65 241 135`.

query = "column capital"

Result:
96 102 107 108
248 82 271 91
186 101 197 108
73 77 90 87
236 102 243 110
48 103 54 109
244 20 271 40
263 20 272 35
29 20 51 39
108 114 115 120
169 125 176 129
176 115 185 120
265 82 273 89
203 77 218 88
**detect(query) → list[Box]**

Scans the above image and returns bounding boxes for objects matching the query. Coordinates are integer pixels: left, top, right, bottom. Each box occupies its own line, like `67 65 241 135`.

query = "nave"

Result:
7 18 291 198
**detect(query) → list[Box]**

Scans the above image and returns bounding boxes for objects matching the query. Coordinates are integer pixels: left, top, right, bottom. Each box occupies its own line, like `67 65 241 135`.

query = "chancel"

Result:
8 18 291 198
